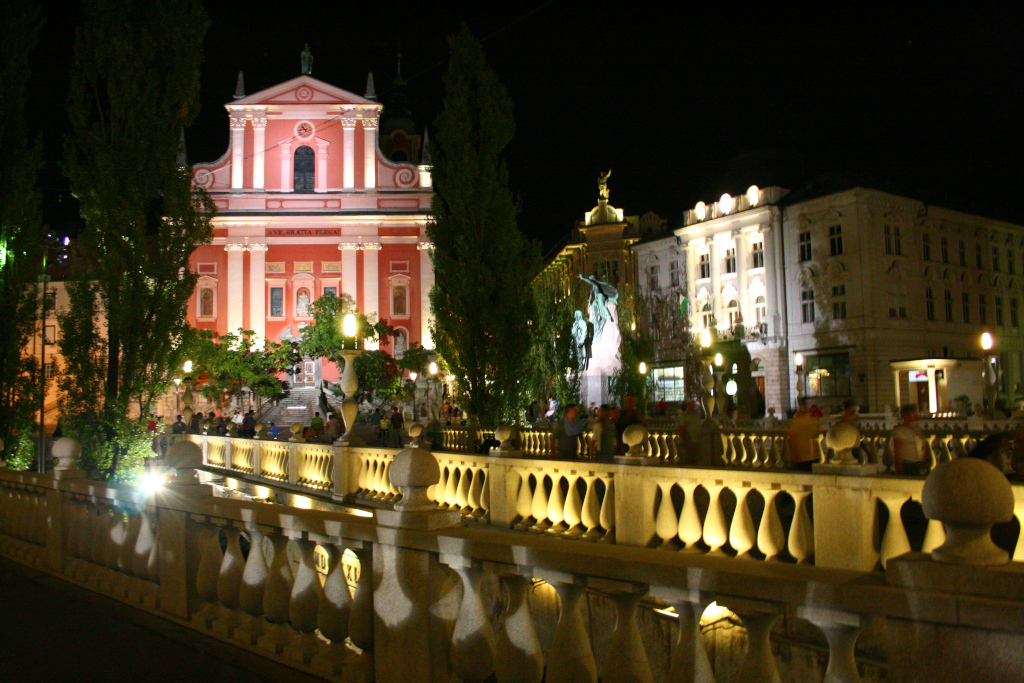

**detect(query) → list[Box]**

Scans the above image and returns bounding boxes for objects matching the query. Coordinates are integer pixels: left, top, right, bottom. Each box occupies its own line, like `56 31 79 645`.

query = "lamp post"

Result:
338 313 363 444
409 371 419 421
700 328 715 419
794 352 806 407
981 332 997 416
713 353 725 418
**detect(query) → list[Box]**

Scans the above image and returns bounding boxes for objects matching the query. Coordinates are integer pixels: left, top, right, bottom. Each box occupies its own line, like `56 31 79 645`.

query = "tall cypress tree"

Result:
428 25 539 426
61 0 214 479
0 0 45 468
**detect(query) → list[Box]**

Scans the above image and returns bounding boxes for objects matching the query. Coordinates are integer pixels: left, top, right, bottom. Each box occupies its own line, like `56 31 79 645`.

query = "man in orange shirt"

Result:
788 399 821 471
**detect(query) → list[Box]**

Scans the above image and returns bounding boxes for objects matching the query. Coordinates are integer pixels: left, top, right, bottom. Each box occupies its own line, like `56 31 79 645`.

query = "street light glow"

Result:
795 352 804 367
981 332 994 351
182 360 193 374
343 313 357 337
639 361 647 375
429 361 438 375
138 472 164 494
714 353 723 367
699 328 712 348
409 371 418 381
726 378 738 396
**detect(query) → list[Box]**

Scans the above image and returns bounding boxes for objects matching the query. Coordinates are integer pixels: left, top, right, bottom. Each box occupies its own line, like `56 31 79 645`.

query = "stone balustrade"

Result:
3 455 1024 682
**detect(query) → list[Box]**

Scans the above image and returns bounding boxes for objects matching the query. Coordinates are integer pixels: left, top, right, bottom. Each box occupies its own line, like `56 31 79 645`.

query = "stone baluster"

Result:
798 607 870 683
444 463 460 510
538 570 597 683
530 473 551 531
723 598 782 683
257 531 296 653
119 507 141 577
212 524 245 636
235 527 268 646
598 476 615 542
102 503 123 572
678 482 703 551
480 473 491 518
311 542 352 675
788 489 814 564
514 469 533 528
562 474 584 537
192 518 224 628
547 473 568 533
283 536 325 663
651 587 716 683
468 467 486 518
443 555 496 682
730 485 757 558
132 507 157 583
493 569 543 683
580 475 602 540
592 580 653 683
373 456 388 499
655 480 679 548
457 465 472 513
757 488 785 561
355 453 369 496
877 491 911 568
383 459 399 501
702 484 728 554
347 542 374 652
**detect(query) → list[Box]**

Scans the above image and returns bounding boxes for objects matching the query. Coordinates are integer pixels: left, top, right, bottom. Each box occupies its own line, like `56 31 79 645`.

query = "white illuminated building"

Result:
636 185 1022 415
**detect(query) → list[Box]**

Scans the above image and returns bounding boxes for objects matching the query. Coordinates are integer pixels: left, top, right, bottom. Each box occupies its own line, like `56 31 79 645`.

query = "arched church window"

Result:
393 285 408 316
294 145 314 191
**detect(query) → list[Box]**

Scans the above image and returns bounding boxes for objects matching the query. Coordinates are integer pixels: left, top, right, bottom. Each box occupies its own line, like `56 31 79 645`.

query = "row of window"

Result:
924 289 1019 327
198 284 410 319
698 296 767 329
797 225 843 263
890 227 1020 274
695 241 765 279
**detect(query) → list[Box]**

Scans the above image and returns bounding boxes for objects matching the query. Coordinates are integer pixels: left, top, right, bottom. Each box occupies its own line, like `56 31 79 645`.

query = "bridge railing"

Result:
2 456 1023 682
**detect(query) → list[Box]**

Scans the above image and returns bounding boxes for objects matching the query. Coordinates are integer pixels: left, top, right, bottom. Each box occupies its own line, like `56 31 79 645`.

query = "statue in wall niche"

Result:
580 274 618 344
598 169 612 200
297 291 311 317
572 310 593 371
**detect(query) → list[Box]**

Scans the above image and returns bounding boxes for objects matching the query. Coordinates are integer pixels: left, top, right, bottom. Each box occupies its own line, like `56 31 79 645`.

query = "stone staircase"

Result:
257 387 322 430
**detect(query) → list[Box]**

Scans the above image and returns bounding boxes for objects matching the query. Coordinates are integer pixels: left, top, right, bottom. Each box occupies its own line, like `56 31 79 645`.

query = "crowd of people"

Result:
152 408 345 444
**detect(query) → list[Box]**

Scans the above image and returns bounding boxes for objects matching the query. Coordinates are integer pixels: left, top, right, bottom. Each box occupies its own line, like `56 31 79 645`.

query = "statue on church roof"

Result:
598 170 611 200
301 44 313 76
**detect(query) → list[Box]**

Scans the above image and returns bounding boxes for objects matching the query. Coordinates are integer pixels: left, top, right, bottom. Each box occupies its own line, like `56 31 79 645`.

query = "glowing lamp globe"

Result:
182 360 193 374
639 361 647 375
981 332 994 351
699 328 712 348
343 313 357 337
726 379 737 396
795 352 805 367
714 353 723 367
429 361 438 375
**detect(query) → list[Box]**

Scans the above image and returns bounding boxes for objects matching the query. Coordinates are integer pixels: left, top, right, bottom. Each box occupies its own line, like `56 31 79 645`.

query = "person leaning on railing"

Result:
787 399 821 471
892 404 926 475
551 404 585 460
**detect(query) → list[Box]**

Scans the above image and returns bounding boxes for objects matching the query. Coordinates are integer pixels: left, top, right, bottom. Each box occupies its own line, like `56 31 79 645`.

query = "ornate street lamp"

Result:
338 313 362 444
794 352 806 406
700 328 715 419
981 332 997 416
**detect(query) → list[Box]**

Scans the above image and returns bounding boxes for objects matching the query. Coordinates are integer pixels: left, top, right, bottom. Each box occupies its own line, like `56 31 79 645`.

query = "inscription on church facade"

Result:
266 228 342 236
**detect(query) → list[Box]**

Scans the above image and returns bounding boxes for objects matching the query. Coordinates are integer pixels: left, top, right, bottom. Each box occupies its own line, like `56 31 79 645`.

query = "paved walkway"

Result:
0 557 328 683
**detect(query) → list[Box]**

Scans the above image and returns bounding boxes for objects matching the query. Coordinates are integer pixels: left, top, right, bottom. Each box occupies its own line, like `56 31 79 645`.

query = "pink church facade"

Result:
187 74 435 385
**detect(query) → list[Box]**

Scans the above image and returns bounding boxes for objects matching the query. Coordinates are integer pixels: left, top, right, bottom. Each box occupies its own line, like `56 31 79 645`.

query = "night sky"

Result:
30 1 1024 254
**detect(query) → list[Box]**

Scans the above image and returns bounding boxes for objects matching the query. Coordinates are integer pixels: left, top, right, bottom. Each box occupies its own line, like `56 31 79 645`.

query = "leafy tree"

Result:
525 281 583 417
189 329 290 411
0 0 45 469
59 0 214 480
428 25 539 426
609 284 654 408
297 290 402 406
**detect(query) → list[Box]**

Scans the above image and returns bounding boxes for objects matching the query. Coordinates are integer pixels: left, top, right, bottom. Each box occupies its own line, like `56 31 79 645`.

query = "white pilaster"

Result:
229 116 247 190
709 239 722 327
684 244 697 322
342 118 357 190
315 138 330 193
279 142 293 191
251 116 267 190
248 244 267 349
419 243 435 349
225 244 246 335
736 231 749 321
362 243 380 319
340 243 358 304
362 118 378 189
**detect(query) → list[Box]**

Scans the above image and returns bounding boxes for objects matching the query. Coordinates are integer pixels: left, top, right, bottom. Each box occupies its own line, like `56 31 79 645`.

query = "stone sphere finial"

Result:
623 424 648 457
255 422 267 440
165 440 203 485
290 422 305 443
408 422 425 447
824 422 861 464
494 424 517 451
51 437 82 470
390 444 440 511
921 458 1015 565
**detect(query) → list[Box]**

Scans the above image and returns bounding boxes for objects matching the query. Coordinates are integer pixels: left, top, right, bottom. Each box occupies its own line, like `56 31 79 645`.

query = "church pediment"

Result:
229 75 377 108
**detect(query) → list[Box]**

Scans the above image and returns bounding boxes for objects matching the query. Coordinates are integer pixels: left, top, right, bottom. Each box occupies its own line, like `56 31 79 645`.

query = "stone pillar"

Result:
709 239 722 327
736 231 749 321
419 243 434 348
279 142 293 191
315 138 329 193
247 244 267 348
362 118 377 189
229 115 246 190
342 117 356 190
684 244 697 322
892 370 902 408
763 223 781 335
362 243 380 319
226 244 245 335
251 116 267 190
340 243 358 304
